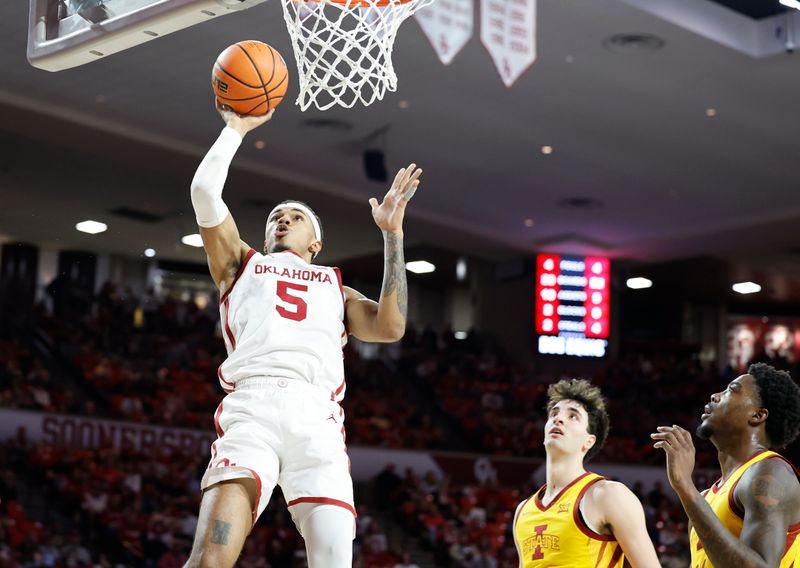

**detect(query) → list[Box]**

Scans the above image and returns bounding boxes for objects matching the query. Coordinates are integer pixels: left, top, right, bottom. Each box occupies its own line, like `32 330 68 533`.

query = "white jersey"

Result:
217 249 347 400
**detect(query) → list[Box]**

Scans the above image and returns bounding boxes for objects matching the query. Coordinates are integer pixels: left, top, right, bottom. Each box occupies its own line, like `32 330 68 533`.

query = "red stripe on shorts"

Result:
243 467 263 528
213 401 224 437
287 497 356 517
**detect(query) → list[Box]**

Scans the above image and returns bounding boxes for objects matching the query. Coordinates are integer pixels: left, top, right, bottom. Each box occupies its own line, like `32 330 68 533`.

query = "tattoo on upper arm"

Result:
382 233 407 318
751 473 785 510
210 520 232 545
734 463 798 565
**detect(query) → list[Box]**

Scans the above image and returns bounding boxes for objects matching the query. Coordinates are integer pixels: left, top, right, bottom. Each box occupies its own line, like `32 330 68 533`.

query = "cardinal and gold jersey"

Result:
690 450 800 568
513 472 625 568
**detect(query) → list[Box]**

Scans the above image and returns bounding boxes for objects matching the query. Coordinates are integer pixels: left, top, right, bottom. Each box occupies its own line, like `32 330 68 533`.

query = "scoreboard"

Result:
535 254 610 358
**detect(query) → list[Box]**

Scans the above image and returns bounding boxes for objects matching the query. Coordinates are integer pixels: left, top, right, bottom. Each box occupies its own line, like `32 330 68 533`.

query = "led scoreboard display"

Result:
535 255 610 358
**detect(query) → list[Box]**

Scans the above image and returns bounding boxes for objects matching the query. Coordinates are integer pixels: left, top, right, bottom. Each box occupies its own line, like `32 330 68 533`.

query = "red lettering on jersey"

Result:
253 263 334 284
276 281 308 321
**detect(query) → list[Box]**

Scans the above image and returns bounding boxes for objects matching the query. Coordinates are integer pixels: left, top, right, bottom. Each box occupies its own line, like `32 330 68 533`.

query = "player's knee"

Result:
308 540 351 567
302 506 354 568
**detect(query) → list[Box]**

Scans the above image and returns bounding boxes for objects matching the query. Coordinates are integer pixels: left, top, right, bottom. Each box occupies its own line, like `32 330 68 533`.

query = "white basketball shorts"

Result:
200 376 355 529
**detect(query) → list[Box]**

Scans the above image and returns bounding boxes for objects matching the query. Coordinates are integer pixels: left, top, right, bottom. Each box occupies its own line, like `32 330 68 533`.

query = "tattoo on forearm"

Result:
382 232 407 318
210 520 232 545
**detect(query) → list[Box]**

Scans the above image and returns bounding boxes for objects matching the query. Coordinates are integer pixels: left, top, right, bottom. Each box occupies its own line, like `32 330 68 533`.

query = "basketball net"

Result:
280 0 435 111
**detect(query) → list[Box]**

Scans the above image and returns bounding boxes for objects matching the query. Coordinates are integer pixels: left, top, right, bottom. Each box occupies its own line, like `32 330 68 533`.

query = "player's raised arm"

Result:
190 105 273 290
343 164 422 343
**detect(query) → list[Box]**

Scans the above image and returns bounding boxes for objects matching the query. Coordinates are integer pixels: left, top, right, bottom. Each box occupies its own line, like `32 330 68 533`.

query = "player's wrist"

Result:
224 122 248 139
383 229 403 239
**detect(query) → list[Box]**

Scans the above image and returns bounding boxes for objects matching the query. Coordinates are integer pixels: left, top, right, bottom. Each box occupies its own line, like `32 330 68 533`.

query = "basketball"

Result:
211 40 289 116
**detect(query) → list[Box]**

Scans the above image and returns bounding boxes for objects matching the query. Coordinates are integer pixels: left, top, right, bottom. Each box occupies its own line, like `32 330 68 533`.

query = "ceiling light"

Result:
181 233 204 248
406 260 435 274
780 0 800 10
732 281 761 295
75 220 107 234
524 218 535 227
705 108 717 117
454 331 467 340
541 146 554 155
456 258 467 282
626 277 652 289
144 248 156 258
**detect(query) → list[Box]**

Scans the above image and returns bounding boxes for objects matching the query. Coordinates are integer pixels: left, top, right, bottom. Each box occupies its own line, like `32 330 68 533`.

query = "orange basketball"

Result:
212 41 289 116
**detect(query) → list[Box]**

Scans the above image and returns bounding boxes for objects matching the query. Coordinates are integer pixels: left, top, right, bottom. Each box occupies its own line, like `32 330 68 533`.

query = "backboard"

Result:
27 0 266 71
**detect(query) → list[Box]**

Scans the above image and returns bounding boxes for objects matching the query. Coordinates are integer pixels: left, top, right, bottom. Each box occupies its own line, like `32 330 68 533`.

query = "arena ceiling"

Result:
1 0 799 292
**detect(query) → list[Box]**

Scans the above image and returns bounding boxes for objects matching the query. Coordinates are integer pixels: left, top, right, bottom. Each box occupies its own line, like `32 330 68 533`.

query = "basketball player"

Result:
652 363 800 568
184 106 422 568
513 379 660 568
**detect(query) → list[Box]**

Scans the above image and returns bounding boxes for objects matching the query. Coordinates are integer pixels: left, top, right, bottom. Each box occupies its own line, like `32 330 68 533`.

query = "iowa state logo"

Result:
522 524 560 560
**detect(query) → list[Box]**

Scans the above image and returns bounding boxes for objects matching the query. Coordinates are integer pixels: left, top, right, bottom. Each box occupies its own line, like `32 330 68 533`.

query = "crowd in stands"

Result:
369 463 693 568
0 430 412 567
2 279 799 566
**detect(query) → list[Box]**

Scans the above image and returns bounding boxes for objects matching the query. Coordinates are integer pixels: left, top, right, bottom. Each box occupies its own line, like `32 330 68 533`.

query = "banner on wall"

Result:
1 408 711 493
727 316 800 373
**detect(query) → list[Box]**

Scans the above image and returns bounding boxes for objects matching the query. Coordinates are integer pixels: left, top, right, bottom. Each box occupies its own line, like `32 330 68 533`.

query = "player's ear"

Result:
749 407 768 427
310 239 322 256
582 434 596 455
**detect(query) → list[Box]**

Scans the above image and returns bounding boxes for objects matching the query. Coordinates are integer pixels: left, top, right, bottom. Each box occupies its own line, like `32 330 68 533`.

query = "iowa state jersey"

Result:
216 249 347 400
514 472 625 568
690 450 800 568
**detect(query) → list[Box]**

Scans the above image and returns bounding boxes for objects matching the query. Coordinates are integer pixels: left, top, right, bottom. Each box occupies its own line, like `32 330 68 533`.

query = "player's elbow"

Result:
380 322 405 342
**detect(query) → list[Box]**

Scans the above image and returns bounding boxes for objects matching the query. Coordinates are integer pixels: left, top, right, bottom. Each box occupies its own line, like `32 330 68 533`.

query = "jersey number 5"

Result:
276 281 308 321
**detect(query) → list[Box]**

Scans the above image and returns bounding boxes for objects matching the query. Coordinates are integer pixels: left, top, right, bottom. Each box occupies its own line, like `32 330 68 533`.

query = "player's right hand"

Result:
217 102 274 138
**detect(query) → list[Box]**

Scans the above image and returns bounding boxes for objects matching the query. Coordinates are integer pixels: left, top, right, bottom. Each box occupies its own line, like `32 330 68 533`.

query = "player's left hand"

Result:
651 425 696 493
369 163 422 235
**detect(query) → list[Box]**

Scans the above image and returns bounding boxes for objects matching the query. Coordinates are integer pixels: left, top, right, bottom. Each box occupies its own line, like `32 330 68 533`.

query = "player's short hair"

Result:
748 363 800 449
546 378 610 462
274 199 324 241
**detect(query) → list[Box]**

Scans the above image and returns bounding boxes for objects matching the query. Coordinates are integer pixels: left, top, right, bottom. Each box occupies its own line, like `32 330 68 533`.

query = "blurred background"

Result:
2 0 800 566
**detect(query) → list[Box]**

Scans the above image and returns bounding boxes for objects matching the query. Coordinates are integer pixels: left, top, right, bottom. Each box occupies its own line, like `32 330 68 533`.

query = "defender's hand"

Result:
369 163 422 235
217 102 274 138
651 425 697 494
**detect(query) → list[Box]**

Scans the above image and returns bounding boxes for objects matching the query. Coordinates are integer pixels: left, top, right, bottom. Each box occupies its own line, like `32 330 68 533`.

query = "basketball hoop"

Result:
280 0 435 111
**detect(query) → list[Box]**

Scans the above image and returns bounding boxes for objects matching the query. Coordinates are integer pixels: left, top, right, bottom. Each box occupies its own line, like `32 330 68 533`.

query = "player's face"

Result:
265 208 321 257
544 399 596 457
697 374 760 440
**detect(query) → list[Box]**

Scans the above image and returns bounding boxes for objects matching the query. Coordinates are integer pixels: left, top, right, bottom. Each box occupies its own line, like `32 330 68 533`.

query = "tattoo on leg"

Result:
211 520 232 545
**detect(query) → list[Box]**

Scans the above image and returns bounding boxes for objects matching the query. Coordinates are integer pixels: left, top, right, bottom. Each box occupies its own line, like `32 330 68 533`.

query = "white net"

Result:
280 0 435 111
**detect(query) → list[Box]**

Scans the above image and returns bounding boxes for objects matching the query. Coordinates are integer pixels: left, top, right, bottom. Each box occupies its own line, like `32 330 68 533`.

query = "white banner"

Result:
416 0 474 65
0 409 712 490
0 408 217 455
480 0 537 87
